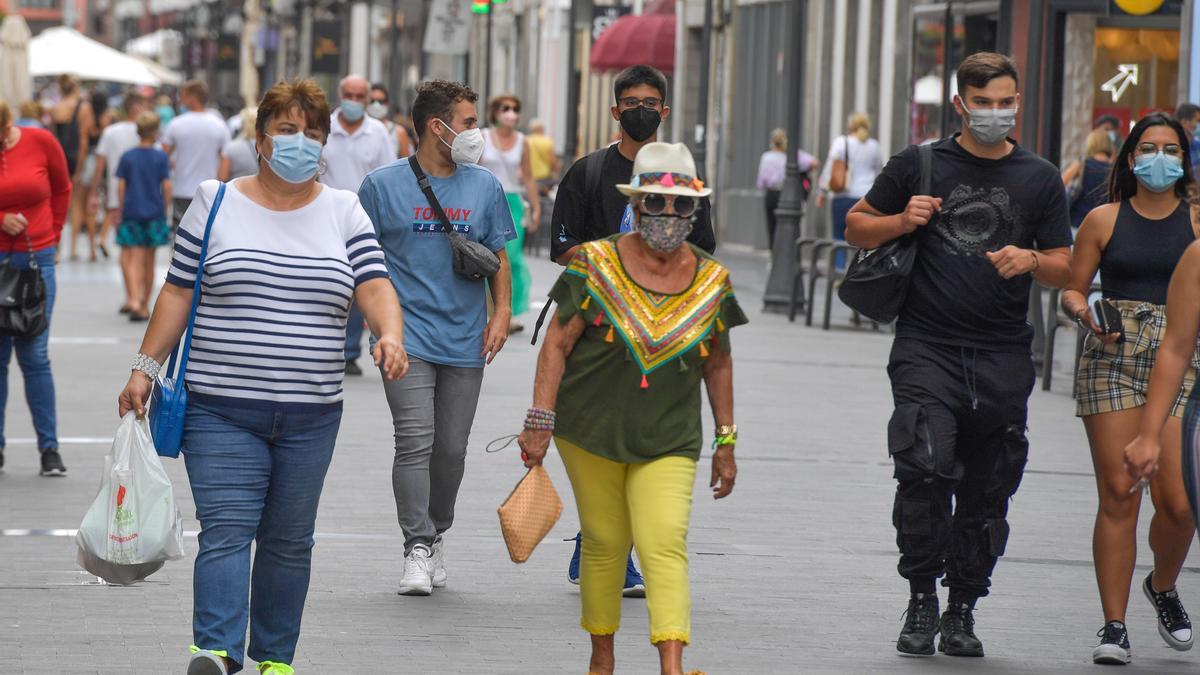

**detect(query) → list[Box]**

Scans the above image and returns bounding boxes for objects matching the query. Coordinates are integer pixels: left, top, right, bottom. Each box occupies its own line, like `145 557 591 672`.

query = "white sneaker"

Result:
398 544 434 596
431 536 447 588
187 650 229 675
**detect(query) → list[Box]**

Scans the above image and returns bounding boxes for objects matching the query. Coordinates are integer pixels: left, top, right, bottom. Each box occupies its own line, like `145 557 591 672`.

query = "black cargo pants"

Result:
887 338 1035 601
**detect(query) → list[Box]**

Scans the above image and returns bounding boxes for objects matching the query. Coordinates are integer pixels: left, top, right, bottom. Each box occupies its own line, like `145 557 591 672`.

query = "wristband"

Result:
524 407 556 431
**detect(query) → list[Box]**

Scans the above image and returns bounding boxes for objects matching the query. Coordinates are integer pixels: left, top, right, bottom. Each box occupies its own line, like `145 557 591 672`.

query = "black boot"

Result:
897 593 939 656
939 602 984 657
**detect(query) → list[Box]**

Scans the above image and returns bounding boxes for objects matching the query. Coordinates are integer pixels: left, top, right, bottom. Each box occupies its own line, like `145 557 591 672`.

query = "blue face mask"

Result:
340 100 365 123
268 133 323 184
1133 152 1184 193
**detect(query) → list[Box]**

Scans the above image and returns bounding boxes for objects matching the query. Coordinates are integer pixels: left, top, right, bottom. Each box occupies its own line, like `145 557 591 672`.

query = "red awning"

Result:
589 2 675 73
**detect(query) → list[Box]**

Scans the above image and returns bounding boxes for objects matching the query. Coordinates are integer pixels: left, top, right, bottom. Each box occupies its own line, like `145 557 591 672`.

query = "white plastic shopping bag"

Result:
76 412 185 584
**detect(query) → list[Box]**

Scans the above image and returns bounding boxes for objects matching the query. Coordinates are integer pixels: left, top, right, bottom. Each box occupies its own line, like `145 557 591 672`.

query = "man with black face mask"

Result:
845 52 1073 659
549 65 716 265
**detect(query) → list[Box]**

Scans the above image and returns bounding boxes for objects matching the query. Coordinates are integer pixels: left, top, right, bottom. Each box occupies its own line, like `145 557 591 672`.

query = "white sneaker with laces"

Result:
431 536 447 588
398 544 434 596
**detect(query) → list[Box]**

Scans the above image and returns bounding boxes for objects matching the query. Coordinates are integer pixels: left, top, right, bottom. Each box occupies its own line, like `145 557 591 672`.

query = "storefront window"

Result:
1092 27 1180 132
909 6 999 144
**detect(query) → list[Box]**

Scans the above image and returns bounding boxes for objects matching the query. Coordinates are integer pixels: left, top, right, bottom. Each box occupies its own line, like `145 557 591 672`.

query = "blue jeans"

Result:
344 303 364 361
182 396 343 672
0 247 57 450
831 196 856 270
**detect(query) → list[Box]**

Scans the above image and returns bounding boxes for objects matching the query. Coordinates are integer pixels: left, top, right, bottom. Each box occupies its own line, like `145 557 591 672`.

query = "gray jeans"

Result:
383 357 485 554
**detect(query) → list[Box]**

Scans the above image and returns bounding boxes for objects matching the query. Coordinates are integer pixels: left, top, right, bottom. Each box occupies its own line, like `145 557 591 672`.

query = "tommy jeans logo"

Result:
411 207 474 235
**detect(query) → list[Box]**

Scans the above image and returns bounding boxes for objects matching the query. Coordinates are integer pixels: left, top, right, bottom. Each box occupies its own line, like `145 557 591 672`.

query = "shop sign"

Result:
423 0 471 56
1110 0 1182 15
593 5 632 42
1101 64 1138 102
311 20 342 74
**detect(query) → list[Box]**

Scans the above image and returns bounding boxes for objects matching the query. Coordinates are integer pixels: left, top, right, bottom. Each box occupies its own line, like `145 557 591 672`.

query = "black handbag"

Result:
0 235 48 338
409 158 501 281
837 142 932 324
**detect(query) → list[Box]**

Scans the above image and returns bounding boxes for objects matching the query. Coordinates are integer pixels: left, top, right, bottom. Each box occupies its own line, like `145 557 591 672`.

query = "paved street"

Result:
1 247 1199 674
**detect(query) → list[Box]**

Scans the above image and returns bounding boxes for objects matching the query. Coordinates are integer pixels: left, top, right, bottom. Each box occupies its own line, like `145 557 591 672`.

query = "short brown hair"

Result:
488 94 520 124
0 100 11 130
255 78 332 140
136 111 160 140
18 100 41 120
123 91 147 115
412 80 478 141
956 52 1019 94
181 79 209 105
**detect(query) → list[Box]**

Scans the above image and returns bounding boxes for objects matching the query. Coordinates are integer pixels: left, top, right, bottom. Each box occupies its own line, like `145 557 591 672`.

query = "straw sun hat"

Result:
616 142 713 198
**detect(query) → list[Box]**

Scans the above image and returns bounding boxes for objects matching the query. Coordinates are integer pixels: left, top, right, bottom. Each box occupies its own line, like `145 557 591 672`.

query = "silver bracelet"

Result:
131 353 162 380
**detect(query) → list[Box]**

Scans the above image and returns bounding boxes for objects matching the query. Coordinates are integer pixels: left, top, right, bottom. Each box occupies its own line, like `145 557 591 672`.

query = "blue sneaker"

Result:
567 532 645 597
622 554 646 598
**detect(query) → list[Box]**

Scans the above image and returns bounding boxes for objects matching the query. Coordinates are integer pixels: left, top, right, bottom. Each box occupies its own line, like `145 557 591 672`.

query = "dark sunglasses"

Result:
501 104 520 113
639 193 697 218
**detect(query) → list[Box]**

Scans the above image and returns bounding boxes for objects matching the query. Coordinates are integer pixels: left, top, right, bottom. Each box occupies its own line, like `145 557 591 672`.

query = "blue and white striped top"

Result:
167 179 390 407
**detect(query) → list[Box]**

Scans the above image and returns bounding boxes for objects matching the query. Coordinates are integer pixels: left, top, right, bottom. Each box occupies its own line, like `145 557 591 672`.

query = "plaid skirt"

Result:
1075 299 1200 418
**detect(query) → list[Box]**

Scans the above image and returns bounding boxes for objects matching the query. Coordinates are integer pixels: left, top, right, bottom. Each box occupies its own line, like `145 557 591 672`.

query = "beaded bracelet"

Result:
713 434 737 448
131 353 163 380
524 407 556 431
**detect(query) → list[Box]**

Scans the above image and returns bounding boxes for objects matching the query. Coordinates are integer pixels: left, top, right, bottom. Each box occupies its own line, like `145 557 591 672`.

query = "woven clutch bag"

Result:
497 465 564 563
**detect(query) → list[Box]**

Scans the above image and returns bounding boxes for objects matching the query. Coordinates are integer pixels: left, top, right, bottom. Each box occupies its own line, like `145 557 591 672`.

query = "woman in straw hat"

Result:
518 142 746 675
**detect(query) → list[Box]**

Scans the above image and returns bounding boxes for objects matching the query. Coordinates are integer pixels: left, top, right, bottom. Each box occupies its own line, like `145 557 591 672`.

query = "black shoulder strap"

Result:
918 142 932 196
584 146 608 202
409 157 460 241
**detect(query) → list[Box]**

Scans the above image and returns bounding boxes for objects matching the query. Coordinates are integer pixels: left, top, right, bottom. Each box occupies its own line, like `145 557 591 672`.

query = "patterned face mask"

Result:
636 214 694 252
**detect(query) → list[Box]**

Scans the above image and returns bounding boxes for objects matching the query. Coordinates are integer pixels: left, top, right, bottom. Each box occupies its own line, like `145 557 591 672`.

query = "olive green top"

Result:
550 235 748 463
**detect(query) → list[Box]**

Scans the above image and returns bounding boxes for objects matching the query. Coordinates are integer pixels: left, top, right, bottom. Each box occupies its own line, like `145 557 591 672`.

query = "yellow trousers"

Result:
556 437 697 645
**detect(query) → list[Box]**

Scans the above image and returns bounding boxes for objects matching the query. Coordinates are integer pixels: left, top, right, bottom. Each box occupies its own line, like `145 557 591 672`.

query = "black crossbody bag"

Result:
0 234 48 338
837 142 931 324
409 158 501 281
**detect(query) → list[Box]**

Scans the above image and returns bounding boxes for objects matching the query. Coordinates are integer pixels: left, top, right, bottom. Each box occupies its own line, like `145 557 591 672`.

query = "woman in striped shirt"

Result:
117 79 407 675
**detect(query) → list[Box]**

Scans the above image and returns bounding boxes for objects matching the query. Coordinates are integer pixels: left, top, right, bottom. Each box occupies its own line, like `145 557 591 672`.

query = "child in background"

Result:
115 111 172 322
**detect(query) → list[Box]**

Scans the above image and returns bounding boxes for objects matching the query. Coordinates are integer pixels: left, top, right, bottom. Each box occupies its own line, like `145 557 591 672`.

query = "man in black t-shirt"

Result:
549 65 716 265
846 53 1073 658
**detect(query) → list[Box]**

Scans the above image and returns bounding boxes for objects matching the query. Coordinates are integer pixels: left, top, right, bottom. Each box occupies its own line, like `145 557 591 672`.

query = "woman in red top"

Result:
0 100 71 476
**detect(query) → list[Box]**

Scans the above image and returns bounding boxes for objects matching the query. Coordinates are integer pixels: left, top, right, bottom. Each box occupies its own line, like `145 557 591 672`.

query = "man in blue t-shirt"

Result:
359 80 515 596
115 111 172 322
1175 103 1200 173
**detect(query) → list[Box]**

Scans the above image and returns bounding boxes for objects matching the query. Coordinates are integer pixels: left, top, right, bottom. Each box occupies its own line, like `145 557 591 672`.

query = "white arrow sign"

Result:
1101 64 1139 103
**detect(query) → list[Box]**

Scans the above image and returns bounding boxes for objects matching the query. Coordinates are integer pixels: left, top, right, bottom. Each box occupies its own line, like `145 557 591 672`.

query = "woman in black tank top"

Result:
1062 114 1199 664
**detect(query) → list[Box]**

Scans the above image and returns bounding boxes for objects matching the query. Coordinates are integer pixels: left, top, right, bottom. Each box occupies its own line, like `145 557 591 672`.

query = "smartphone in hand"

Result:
1092 299 1125 342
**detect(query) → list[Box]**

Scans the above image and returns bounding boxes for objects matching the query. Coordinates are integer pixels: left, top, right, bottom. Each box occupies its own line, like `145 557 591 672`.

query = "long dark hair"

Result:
1108 113 1193 202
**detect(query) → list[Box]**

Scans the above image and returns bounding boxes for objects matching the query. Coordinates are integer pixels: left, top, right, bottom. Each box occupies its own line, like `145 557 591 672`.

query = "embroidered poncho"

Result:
549 235 748 463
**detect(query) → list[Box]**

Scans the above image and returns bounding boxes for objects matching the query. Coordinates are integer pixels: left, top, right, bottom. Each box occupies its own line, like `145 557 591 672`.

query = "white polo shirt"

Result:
321 110 395 192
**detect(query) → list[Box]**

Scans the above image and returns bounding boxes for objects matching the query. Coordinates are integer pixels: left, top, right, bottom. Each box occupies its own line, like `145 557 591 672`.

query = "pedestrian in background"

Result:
0 100 71 476
92 92 150 310
1066 128 1115 230
217 108 259 181
70 89 110 262
755 128 818 250
845 52 1073 658
551 65 715 268
480 93 541 332
519 142 744 675
357 79 514 596
818 112 881 267
1175 102 1200 173
114 111 172 322
322 74 395 377
368 83 412 159
1064 114 1198 665
527 118 561 183
15 101 43 128
117 78 407 675
154 93 177 128
162 80 230 231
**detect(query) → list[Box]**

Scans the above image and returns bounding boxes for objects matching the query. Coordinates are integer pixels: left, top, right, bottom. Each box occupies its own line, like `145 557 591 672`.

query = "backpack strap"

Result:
918 142 932 196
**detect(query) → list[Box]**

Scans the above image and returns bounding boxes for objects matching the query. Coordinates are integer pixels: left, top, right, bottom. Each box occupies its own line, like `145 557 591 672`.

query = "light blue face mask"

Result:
268 133 323 184
1133 152 1184 193
340 100 365 122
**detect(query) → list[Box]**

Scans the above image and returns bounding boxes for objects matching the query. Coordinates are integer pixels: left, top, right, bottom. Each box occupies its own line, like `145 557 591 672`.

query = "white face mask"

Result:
959 99 1018 145
436 118 484 165
367 101 388 120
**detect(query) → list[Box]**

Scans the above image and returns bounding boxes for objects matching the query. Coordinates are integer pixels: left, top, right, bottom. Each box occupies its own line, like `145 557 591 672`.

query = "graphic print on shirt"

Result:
934 184 1023 257
411 206 474 235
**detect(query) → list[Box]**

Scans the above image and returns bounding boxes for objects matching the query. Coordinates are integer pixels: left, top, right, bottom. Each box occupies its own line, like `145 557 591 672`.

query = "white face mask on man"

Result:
957 97 1018 145
436 118 484 165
